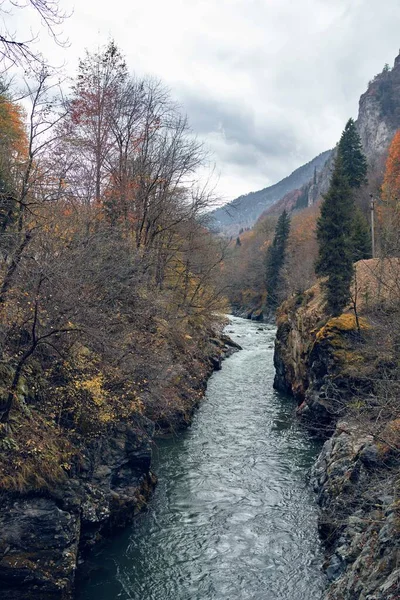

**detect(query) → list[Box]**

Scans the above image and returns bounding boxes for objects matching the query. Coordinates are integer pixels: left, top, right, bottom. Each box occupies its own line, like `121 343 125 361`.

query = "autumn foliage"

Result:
0 44 228 491
378 129 400 256
221 199 321 315
382 129 400 201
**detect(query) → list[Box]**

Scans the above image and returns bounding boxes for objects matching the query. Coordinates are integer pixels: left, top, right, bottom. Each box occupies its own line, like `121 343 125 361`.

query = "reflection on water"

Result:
77 316 326 600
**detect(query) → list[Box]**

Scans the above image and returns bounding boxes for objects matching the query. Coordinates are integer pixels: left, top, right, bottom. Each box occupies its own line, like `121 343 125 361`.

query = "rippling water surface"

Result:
77 316 326 600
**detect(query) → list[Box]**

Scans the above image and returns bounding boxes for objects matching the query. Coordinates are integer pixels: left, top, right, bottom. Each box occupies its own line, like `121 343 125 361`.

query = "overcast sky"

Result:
7 0 400 203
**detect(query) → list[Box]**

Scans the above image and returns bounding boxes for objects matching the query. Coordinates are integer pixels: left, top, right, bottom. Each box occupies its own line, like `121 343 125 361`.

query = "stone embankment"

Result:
274 262 400 599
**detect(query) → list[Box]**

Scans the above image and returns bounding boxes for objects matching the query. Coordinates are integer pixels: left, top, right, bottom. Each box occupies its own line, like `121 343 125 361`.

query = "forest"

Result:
1 2 400 600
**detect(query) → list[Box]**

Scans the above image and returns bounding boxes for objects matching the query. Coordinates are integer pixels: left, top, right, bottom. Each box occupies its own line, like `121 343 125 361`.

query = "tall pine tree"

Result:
338 118 368 189
316 156 355 316
340 119 371 260
316 118 372 316
339 118 371 260
265 209 291 310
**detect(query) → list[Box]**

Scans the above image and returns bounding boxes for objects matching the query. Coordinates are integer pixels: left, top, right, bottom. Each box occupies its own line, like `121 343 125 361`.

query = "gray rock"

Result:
0 418 156 599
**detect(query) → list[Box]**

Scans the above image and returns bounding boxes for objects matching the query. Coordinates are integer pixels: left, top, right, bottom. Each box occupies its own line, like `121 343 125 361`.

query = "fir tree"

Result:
265 210 291 310
316 157 355 316
338 118 368 189
338 118 371 261
352 206 372 260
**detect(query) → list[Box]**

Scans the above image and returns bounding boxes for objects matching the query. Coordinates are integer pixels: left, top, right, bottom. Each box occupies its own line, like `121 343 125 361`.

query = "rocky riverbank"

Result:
0 321 240 600
0 417 156 600
311 421 400 599
273 261 400 599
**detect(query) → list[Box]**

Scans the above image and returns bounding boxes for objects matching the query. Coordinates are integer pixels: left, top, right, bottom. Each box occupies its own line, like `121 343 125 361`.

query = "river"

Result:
77 316 326 600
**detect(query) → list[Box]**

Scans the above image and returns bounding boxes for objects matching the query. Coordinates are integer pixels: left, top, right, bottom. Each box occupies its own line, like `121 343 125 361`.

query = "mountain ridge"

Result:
210 52 400 235
208 150 332 235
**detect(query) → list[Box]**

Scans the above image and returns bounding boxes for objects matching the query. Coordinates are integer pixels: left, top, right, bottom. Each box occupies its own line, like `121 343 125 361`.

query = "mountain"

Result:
208 150 332 235
358 53 400 159
297 52 400 211
211 52 400 236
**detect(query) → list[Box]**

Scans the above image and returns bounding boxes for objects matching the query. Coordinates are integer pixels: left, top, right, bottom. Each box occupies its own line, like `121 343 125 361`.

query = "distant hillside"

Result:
208 150 332 235
258 187 305 219
211 53 400 238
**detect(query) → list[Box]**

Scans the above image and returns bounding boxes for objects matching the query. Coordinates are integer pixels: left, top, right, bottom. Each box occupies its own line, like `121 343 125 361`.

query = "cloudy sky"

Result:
6 0 400 203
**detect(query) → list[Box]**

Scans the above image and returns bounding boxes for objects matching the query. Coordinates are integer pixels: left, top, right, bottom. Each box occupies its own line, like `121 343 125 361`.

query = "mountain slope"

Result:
208 150 332 234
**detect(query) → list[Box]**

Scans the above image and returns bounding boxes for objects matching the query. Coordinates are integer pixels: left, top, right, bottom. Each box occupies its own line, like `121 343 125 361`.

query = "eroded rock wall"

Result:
273 269 400 599
312 422 400 600
0 417 155 600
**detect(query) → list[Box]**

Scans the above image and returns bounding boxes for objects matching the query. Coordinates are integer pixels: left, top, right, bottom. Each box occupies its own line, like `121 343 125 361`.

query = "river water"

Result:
77 316 326 600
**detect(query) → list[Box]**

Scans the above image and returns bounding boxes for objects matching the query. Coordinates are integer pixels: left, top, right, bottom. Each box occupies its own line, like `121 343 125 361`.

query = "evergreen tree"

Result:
265 210 291 309
338 118 368 189
338 118 371 261
352 206 372 260
316 157 355 316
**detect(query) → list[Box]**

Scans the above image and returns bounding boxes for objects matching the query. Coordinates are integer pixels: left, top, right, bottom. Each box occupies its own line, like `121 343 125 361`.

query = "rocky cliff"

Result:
273 282 372 433
311 421 400 599
274 260 400 598
304 52 400 210
357 53 400 160
0 417 155 600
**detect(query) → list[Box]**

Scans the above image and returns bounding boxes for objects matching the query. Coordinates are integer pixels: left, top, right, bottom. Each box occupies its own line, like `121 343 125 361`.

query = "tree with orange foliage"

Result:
0 69 66 304
379 129 400 256
382 130 400 200
0 93 27 184
0 92 28 237
285 203 319 295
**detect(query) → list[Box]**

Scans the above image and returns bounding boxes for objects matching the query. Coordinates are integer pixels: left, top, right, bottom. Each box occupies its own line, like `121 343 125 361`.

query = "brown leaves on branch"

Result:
0 43 227 429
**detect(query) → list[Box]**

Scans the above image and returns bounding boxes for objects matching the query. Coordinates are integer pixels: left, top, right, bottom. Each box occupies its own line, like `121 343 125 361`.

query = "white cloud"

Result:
3 0 400 201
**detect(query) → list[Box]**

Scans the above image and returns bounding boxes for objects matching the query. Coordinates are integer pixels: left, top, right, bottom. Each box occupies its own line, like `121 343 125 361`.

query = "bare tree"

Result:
0 68 66 305
0 0 69 69
62 41 127 205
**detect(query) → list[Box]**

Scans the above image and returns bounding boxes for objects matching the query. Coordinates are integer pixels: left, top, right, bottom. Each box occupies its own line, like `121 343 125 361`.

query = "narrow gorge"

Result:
1 6 400 599
76 317 326 600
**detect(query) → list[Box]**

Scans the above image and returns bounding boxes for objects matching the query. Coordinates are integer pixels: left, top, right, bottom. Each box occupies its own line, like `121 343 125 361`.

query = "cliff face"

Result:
358 53 400 160
311 422 400 600
273 261 400 599
306 53 400 208
274 260 397 429
0 418 155 600
357 88 393 161
273 284 371 432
